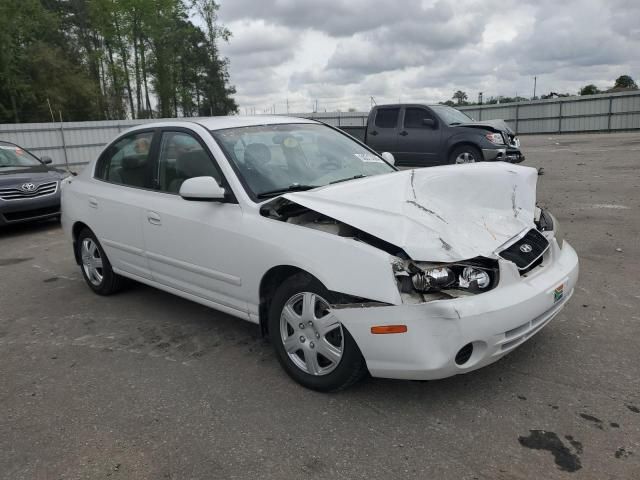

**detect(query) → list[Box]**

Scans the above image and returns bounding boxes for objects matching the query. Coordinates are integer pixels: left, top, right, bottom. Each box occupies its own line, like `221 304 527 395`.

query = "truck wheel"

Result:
449 145 482 164
268 273 368 392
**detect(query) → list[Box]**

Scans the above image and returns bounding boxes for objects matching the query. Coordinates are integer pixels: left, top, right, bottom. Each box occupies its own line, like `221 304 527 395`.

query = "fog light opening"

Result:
455 343 474 365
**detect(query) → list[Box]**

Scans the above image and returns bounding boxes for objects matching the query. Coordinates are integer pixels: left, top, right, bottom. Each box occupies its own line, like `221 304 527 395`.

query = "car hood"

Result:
0 165 65 187
283 163 538 262
454 119 514 135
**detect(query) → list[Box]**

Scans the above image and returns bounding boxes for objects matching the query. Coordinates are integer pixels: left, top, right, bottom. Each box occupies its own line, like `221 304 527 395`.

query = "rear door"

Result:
91 129 158 280
396 107 442 167
366 107 400 155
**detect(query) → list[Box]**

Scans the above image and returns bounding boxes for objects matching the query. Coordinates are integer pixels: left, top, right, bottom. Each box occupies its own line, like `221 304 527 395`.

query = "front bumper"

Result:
0 188 61 226
334 239 579 380
482 147 525 163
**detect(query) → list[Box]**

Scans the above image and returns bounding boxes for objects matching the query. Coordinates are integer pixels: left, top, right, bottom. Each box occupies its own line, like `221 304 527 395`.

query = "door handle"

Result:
369 130 378 136
147 211 162 226
399 131 409 136
88 197 98 208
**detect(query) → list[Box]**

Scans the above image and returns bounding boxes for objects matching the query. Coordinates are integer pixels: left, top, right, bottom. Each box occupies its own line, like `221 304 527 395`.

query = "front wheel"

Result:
449 145 483 164
268 273 368 392
77 228 126 295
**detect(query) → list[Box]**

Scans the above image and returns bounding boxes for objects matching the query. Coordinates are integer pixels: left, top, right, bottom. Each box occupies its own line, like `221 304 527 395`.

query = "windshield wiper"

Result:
450 122 462 125
330 174 367 185
257 184 318 199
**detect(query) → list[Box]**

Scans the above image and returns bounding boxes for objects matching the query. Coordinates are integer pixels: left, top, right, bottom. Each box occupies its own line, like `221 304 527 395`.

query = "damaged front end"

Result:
260 163 561 305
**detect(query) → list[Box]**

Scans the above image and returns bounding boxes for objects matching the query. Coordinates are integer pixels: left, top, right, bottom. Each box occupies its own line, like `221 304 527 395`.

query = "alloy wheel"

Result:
81 238 104 286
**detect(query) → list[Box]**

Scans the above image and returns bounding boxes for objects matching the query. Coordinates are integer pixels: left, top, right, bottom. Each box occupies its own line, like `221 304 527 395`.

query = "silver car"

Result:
0 141 67 226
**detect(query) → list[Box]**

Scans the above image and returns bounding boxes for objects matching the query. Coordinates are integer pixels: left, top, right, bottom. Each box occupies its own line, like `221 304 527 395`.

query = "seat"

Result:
168 150 219 193
119 154 153 188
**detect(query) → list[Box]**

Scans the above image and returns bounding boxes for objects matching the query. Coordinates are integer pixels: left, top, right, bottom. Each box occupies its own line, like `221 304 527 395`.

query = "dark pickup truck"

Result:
363 104 524 167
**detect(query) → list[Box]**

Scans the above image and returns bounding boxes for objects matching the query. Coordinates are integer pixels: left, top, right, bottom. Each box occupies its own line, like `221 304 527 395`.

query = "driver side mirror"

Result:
179 176 226 201
381 152 395 166
422 118 436 129
41 156 53 164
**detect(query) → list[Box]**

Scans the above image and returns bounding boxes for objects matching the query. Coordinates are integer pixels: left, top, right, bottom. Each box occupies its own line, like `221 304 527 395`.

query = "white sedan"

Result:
62 116 579 391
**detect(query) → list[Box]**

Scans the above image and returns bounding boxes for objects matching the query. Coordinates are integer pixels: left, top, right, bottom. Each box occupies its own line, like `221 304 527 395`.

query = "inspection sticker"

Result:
354 153 383 163
553 283 564 303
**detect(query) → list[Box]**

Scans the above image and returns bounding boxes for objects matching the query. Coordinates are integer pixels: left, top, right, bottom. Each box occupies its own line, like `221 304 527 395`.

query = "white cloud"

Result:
217 0 640 112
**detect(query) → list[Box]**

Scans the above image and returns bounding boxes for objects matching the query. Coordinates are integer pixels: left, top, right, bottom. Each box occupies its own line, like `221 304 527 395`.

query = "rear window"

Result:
374 108 400 128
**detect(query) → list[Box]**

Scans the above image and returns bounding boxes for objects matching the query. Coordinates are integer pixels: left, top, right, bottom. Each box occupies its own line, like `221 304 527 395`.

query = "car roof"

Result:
129 115 320 133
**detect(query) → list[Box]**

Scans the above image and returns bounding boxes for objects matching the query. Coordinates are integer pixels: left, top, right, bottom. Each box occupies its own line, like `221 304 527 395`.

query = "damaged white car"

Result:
62 117 579 391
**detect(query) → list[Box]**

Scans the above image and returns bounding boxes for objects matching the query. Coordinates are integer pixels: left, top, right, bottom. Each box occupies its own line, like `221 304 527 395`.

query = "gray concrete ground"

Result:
1 132 639 479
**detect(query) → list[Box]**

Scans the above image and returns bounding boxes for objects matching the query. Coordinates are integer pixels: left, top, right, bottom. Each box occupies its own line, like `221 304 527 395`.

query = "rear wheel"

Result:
77 228 125 295
449 145 482 164
268 273 368 392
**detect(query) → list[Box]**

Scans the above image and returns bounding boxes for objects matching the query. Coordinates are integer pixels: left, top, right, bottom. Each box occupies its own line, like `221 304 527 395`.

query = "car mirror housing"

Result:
179 176 226 201
381 152 395 166
422 118 436 128
41 156 53 164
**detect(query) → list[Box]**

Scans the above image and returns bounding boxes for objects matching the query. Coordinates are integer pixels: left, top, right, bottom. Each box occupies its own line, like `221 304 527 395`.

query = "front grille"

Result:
0 181 58 200
3 205 60 221
498 229 549 270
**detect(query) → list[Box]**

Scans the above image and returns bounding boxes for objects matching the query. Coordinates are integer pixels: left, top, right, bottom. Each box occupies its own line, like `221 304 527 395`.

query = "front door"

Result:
141 128 249 316
396 107 442 167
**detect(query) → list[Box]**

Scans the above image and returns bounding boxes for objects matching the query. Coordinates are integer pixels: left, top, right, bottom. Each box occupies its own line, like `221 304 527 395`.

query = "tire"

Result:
76 228 126 295
449 144 483 164
268 273 368 392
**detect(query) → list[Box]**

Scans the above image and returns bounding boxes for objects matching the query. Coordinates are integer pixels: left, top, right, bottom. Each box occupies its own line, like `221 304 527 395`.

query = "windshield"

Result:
0 144 43 168
211 123 395 200
430 106 474 125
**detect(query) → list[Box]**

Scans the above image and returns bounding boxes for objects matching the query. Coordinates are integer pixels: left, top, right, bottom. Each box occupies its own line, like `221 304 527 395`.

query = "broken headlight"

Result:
393 259 498 295
535 207 564 248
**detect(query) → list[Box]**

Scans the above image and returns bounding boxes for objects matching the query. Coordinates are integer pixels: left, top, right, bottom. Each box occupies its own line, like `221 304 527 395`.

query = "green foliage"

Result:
580 84 600 95
452 90 468 105
0 0 237 123
613 75 638 90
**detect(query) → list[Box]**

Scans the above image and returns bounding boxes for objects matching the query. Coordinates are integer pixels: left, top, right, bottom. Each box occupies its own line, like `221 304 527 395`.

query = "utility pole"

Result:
533 76 537 100
286 98 289 114
370 96 376 109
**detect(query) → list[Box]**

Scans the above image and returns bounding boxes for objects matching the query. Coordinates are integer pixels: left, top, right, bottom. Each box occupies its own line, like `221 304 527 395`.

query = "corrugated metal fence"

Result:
1 91 639 166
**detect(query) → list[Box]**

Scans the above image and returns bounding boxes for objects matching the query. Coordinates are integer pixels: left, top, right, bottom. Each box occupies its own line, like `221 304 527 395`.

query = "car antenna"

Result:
58 110 76 176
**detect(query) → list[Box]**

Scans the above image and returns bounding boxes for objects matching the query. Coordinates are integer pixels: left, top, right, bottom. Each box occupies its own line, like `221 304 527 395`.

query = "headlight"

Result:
536 208 564 248
394 259 498 295
485 133 505 145
458 266 491 291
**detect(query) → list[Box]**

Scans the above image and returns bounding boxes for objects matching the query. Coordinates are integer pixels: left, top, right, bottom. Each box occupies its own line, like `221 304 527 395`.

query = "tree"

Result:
580 84 600 95
452 90 468 105
613 75 638 90
440 100 456 107
0 0 238 123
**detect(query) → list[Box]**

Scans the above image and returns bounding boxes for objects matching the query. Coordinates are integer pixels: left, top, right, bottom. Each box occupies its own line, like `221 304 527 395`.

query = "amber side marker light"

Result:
371 325 408 334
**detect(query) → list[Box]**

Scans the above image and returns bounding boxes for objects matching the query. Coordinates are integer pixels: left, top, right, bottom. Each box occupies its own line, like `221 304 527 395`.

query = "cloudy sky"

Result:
214 0 640 113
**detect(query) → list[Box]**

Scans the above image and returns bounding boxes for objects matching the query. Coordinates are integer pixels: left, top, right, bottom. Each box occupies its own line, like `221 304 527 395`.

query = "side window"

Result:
404 108 435 128
97 131 154 188
374 108 400 129
157 131 221 193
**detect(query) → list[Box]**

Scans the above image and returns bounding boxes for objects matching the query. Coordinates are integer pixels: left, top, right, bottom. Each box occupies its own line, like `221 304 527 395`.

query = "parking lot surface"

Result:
1 132 639 479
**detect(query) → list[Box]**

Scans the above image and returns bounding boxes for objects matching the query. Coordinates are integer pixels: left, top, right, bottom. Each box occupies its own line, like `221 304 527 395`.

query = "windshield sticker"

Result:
283 137 298 148
354 153 383 163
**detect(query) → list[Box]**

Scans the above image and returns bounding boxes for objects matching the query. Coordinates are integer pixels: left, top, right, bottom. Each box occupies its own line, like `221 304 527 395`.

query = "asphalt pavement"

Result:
1 132 639 479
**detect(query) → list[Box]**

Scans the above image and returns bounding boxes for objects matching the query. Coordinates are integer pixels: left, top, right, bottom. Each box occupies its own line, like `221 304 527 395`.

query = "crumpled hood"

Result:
454 119 514 135
283 163 538 262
